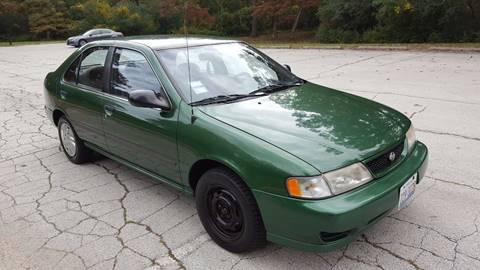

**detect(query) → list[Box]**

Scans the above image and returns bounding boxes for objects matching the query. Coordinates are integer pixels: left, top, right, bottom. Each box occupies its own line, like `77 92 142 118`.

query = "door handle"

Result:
104 105 115 116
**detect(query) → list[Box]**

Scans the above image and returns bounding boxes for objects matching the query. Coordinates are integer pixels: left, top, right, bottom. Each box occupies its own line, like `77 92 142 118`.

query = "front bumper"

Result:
66 39 76 46
253 141 428 252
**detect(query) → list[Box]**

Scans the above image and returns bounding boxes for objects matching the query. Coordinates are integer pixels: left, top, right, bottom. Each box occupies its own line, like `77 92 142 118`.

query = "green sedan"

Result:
44 37 428 253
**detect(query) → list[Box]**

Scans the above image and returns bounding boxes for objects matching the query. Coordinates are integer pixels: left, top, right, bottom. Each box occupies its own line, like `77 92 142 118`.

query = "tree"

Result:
185 0 216 30
291 0 319 33
373 0 480 42
0 0 27 44
253 0 294 38
71 0 114 33
251 0 258 36
110 2 156 35
24 0 73 39
315 0 378 42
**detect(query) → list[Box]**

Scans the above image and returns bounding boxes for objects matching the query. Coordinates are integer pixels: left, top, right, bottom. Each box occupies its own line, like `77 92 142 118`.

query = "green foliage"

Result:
373 0 480 42
215 6 252 35
24 0 73 39
316 0 480 43
1 0 480 42
0 0 28 42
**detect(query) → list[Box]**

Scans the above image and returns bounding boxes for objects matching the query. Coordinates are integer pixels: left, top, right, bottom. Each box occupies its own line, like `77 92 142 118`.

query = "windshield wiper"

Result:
190 93 265 106
249 80 305 95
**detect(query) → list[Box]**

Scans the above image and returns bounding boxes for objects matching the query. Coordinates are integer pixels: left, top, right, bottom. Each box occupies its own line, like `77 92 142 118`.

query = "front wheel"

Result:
78 39 87 47
195 168 266 253
58 116 92 164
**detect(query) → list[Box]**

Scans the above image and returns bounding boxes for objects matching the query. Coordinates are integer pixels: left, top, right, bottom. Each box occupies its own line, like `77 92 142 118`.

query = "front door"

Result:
102 47 179 183
58 46 110 150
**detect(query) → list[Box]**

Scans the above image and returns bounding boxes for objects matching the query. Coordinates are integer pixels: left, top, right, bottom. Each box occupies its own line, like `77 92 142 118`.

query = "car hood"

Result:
199 83 410 173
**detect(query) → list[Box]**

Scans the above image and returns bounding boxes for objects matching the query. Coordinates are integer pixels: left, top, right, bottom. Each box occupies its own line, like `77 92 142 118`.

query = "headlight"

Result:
286 176 332 199
322 163 373 195
286 162 373 199
406 124 416 153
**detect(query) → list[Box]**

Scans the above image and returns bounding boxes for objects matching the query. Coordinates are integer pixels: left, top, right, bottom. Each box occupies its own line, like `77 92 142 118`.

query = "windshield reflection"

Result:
156 42 299 103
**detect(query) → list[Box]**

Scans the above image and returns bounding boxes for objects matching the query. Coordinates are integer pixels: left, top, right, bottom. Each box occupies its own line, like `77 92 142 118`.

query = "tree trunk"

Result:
250 0 258 36
272 17 277 39
467 0 476 20
291 8 302 33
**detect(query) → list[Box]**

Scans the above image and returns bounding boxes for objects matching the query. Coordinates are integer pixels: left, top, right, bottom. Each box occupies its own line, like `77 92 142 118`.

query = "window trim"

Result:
105 46 172 108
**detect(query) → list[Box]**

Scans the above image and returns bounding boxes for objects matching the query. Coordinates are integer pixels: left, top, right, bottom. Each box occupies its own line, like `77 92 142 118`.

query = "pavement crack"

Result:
341 88 480 106
230 245 283 270
362 235 424 270
95 163 128 226
307 53 392 79
409 106 427 119
416 128 480 142
425 176 480 192
143 223 186 269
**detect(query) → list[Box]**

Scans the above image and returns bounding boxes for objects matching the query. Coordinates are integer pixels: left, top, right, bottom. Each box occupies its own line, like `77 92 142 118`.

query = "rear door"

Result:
58 46 110 149
102 47 179 182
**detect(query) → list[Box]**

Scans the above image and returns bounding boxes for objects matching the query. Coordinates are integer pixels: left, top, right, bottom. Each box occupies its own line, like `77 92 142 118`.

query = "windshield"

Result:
83 30 95 36
156 42 300 104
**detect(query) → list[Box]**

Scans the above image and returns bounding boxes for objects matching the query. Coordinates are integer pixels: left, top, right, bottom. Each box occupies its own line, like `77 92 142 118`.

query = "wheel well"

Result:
52 109 64 126
189 159 233 194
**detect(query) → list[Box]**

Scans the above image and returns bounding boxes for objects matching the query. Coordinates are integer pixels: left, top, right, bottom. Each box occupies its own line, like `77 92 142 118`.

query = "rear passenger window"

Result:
78 47 108 91
64 57 80 83
110 48 162 98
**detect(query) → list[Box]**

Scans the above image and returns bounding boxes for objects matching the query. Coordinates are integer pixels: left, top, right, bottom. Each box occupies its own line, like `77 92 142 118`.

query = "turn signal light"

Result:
286 178 302 197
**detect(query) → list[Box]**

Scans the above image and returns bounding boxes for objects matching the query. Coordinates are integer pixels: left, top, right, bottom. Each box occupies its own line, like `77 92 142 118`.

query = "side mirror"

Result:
284 64 291 72
128 90 170 111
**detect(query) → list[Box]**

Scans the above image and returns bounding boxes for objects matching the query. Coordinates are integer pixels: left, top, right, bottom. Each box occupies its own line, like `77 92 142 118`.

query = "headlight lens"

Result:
322 163 373 195
286 162 374 199
406 124 416 153
286 176 332 199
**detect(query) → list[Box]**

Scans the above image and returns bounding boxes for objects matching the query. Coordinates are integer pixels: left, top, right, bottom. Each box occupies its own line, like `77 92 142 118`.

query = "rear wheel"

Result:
195 168 266 253
58 116 92 164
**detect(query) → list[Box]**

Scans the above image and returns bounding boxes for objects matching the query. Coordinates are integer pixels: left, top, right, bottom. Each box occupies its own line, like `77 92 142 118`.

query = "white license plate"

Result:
398 174 417 210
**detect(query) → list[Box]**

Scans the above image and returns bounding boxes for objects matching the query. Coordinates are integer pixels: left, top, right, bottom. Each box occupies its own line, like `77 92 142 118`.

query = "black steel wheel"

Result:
207 188 244 241
196 167 266 253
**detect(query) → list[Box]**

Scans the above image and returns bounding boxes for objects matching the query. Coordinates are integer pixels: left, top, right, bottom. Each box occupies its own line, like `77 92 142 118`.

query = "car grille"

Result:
366 141 404 175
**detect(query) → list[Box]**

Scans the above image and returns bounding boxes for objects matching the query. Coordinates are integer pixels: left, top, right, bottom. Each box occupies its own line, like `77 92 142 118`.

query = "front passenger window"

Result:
110 48 163 98
78 47 108 91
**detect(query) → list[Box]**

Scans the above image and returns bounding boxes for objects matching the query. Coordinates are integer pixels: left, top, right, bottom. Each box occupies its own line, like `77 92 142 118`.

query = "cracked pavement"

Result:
0 44 479 270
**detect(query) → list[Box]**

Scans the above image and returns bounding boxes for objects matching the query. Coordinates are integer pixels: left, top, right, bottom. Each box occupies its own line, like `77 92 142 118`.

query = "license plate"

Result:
398 174 417 210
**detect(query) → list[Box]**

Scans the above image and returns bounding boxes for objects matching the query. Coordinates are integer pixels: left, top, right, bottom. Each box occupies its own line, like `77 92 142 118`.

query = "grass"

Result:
238 31 480 51
246 42 480 51
1 34 479 51
0 40 64 47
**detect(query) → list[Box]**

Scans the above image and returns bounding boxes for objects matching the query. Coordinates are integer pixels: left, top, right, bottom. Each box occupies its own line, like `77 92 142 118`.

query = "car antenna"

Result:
184 1 196 123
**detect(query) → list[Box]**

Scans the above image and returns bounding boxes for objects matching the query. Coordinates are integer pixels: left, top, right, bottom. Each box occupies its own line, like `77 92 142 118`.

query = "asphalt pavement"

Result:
0 44 479 270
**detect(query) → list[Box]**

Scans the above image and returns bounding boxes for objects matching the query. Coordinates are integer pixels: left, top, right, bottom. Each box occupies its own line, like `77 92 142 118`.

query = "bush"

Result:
316 27 361 43
316 0 480 43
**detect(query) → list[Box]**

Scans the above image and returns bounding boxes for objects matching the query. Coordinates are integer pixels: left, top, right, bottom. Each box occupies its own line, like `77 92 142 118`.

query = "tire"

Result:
79 39 87 47
58 116 92 164
195 167 266 253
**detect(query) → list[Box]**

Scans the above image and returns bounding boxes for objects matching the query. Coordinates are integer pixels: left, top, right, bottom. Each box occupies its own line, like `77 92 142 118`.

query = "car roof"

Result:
91 35 240 50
